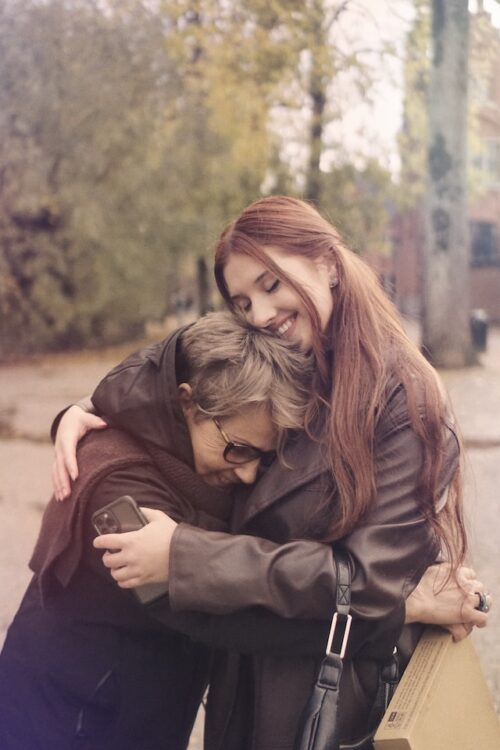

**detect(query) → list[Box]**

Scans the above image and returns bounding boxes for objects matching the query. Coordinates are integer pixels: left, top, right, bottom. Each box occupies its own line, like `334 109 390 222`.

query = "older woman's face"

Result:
223 247 334 352
182 401 277 488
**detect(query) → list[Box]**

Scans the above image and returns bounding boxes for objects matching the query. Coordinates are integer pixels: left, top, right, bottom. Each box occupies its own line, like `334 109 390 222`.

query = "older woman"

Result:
0 312 317 750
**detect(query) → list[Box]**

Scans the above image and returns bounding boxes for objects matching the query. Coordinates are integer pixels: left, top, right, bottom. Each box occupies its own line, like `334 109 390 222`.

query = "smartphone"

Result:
92 495 169 605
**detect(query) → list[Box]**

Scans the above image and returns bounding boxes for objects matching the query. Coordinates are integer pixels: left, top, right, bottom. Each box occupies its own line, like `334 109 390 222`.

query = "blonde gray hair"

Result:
180 312 312 442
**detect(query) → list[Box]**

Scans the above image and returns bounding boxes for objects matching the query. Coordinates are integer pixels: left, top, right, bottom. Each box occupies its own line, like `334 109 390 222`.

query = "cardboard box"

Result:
374 627 500 750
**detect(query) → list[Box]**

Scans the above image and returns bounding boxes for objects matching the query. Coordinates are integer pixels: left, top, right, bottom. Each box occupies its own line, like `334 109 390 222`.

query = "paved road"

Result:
1 325 499 748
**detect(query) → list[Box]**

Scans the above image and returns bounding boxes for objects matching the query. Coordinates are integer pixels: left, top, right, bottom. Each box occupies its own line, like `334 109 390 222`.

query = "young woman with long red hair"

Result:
214 195 465 564
51 196 490 749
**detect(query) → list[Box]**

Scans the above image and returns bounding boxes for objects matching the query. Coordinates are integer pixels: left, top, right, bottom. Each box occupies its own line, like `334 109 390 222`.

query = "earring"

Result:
329 277 338 288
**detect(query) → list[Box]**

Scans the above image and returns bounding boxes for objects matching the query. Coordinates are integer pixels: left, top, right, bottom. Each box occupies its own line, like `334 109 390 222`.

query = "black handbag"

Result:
293 548 399 750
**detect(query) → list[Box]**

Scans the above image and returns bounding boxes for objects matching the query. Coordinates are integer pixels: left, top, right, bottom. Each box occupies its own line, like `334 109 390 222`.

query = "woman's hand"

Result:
52 405 108 500
94 508 178 588
405 563 491 641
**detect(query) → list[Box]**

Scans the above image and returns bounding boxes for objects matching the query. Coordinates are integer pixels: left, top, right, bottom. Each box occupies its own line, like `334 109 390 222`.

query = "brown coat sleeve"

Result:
169 526 340 618
168 403 460 621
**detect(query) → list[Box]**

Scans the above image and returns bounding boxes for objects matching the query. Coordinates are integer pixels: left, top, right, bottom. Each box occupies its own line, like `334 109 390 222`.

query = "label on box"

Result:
380 633 446 733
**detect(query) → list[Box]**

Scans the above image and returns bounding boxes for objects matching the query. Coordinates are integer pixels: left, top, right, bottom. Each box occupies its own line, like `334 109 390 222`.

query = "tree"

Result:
398 0 431 210
398 0 500 208
0 0 184 356
0 0 402 357
0 0 274 357
422 0 475 366
321 160 394 256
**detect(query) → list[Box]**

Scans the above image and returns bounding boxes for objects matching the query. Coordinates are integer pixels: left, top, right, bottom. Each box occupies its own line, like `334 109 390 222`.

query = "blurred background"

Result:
1 0 499 358
0 0 499 742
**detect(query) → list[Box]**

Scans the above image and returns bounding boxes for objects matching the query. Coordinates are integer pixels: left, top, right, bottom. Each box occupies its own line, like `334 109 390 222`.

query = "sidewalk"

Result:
403 318 500 446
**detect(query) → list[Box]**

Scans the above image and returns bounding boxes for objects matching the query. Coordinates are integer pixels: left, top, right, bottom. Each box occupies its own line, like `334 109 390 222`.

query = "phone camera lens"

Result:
96 512 119 534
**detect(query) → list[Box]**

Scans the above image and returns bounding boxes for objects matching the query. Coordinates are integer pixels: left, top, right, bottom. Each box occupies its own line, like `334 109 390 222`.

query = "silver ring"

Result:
475 591 490 613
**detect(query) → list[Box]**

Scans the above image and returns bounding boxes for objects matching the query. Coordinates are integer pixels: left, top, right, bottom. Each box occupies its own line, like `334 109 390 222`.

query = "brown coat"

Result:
88 331 460 750
167 383 460 750
3 427 231 750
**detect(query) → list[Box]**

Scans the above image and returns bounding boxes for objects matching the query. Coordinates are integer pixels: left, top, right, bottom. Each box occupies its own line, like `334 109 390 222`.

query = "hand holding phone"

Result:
92 495 169 605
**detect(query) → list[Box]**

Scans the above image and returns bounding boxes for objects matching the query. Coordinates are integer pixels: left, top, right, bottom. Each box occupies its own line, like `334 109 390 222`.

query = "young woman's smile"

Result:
223 247 334 351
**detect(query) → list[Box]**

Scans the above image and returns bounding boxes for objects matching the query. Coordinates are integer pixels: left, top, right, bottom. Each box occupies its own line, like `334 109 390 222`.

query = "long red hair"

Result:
214 196 467 567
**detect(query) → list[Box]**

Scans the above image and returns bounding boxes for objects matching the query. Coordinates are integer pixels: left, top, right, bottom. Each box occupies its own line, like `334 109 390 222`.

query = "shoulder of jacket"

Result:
376 374 428 439
77 428 151 466
377 377 408 430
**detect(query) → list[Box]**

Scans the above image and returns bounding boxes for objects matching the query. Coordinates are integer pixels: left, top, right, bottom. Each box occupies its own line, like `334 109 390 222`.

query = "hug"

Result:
1 196 491 750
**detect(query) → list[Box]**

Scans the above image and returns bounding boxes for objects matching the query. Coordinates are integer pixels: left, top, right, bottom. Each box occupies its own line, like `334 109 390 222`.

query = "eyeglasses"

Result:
213 418 277 468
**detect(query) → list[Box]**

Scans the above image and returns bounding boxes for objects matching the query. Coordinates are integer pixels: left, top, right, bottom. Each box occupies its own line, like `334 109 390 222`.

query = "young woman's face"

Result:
223 247 334 351
182 400 277 488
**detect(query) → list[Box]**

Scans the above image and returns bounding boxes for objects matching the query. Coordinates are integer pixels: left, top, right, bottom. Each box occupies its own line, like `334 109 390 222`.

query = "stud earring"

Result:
329 277 338 289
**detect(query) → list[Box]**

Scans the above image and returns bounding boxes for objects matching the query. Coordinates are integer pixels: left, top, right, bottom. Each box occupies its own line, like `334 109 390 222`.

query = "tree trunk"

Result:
197 256 210 316
422 0 475 367
304 2 327 205
305 70 326 204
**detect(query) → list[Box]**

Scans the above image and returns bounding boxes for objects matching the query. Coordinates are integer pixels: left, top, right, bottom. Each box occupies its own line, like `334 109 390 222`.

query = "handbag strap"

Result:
325 548 352 658
293 547 352 750
293 548 400 750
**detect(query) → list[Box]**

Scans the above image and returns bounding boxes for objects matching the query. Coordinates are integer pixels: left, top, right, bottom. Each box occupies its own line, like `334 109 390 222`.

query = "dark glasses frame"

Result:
213 417 276 467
